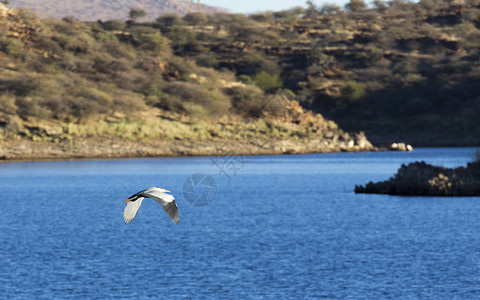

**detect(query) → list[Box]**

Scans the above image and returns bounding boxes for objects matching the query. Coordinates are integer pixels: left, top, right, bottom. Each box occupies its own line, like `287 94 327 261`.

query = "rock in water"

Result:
355 161 480 196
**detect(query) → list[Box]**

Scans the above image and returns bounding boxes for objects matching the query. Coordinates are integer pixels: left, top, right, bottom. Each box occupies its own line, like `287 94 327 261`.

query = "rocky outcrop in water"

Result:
390 143 413 152
355 161 480 196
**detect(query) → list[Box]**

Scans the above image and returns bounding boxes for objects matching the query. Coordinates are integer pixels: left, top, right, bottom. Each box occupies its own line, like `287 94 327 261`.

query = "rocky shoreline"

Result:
355 161 480 197
0 135 378 161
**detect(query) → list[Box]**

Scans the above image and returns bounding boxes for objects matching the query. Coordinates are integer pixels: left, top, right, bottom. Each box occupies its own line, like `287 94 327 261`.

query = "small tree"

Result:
1 1 10 5
305 0 317 17
155 14 184 32
345 0 367 12
253 71 283 92
183 12 207 27
341 81 366 102
129 8 147 22
373 0 387 10
320 4 342 15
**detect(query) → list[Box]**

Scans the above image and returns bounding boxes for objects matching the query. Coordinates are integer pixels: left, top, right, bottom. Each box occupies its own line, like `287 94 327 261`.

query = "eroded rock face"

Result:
355 161 480 196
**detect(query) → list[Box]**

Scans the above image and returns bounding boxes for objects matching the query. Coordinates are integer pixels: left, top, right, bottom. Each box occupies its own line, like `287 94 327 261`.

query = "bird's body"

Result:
123 187 180 224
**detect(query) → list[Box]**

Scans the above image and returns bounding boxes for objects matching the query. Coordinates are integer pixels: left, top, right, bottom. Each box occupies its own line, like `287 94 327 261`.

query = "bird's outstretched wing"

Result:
144 190 180 224
161 200 181 224
123 197 144 223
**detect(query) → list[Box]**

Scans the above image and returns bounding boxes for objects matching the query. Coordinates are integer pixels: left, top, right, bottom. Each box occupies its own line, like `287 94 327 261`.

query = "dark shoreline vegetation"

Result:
355 153 480 196
0 1 479 160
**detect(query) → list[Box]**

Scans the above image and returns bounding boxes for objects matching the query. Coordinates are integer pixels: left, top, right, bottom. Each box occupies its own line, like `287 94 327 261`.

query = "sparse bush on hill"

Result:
101 19 126 31
129 9 147 22
183 12 207 27
253 71 283 93
340 81 367 103
0 95 17 115
228 85 265 117
155 14 184 32
345 0 367 12
165 26 197 53
0 36 23 58
194 52 219 68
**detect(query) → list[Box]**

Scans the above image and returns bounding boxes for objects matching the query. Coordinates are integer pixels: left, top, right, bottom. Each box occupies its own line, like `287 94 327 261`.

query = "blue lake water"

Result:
0 148 479 299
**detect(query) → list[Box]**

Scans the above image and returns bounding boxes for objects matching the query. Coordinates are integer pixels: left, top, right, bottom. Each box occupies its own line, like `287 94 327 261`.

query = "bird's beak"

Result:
124 196 135 203
164 190 171 193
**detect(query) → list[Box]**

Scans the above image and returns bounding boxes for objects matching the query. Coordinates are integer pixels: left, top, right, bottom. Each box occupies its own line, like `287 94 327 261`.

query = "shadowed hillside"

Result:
163 0 480 146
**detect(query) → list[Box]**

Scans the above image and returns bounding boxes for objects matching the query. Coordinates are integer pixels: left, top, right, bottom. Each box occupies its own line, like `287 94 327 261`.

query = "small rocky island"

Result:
355 159 480 196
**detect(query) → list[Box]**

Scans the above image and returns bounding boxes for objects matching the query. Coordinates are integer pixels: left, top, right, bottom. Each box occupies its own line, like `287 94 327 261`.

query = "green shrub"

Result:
42 97 73 120
75 87 113 105
163 57 194 80
345 0 367 12
35 35 63 55
195 53 219 68
139 32 170 52
183 13 207 27
0 94 17 114
3 115 23 134
102 40 136 60
167 25 196 41
45 18 90 36
16 98 52 119
163 82 212 106
146 84 185 112
68 96 104 119
102 20 126 31
155 14 184 32
261 95 289 117
0 37 24 58
95 32 118 42
228 85 265 117
340 81 367 102
113 91 145 112
238 74 254 85
2 77 38 97
93 54 128 74
129 9 147 22
253 71 283 92
146 93 184 113
394 61 418 75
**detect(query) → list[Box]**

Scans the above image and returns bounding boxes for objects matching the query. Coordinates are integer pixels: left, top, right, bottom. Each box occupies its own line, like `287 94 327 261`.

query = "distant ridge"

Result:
7 0 228 21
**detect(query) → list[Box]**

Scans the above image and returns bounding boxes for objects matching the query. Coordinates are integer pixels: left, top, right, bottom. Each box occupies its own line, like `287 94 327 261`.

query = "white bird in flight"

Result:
123 187 180 224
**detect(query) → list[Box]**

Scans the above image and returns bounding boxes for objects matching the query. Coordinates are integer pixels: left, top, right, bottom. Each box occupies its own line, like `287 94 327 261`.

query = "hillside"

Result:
6 0 226 21
161 0 480 146
0 5 375 160
1 0 479 161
